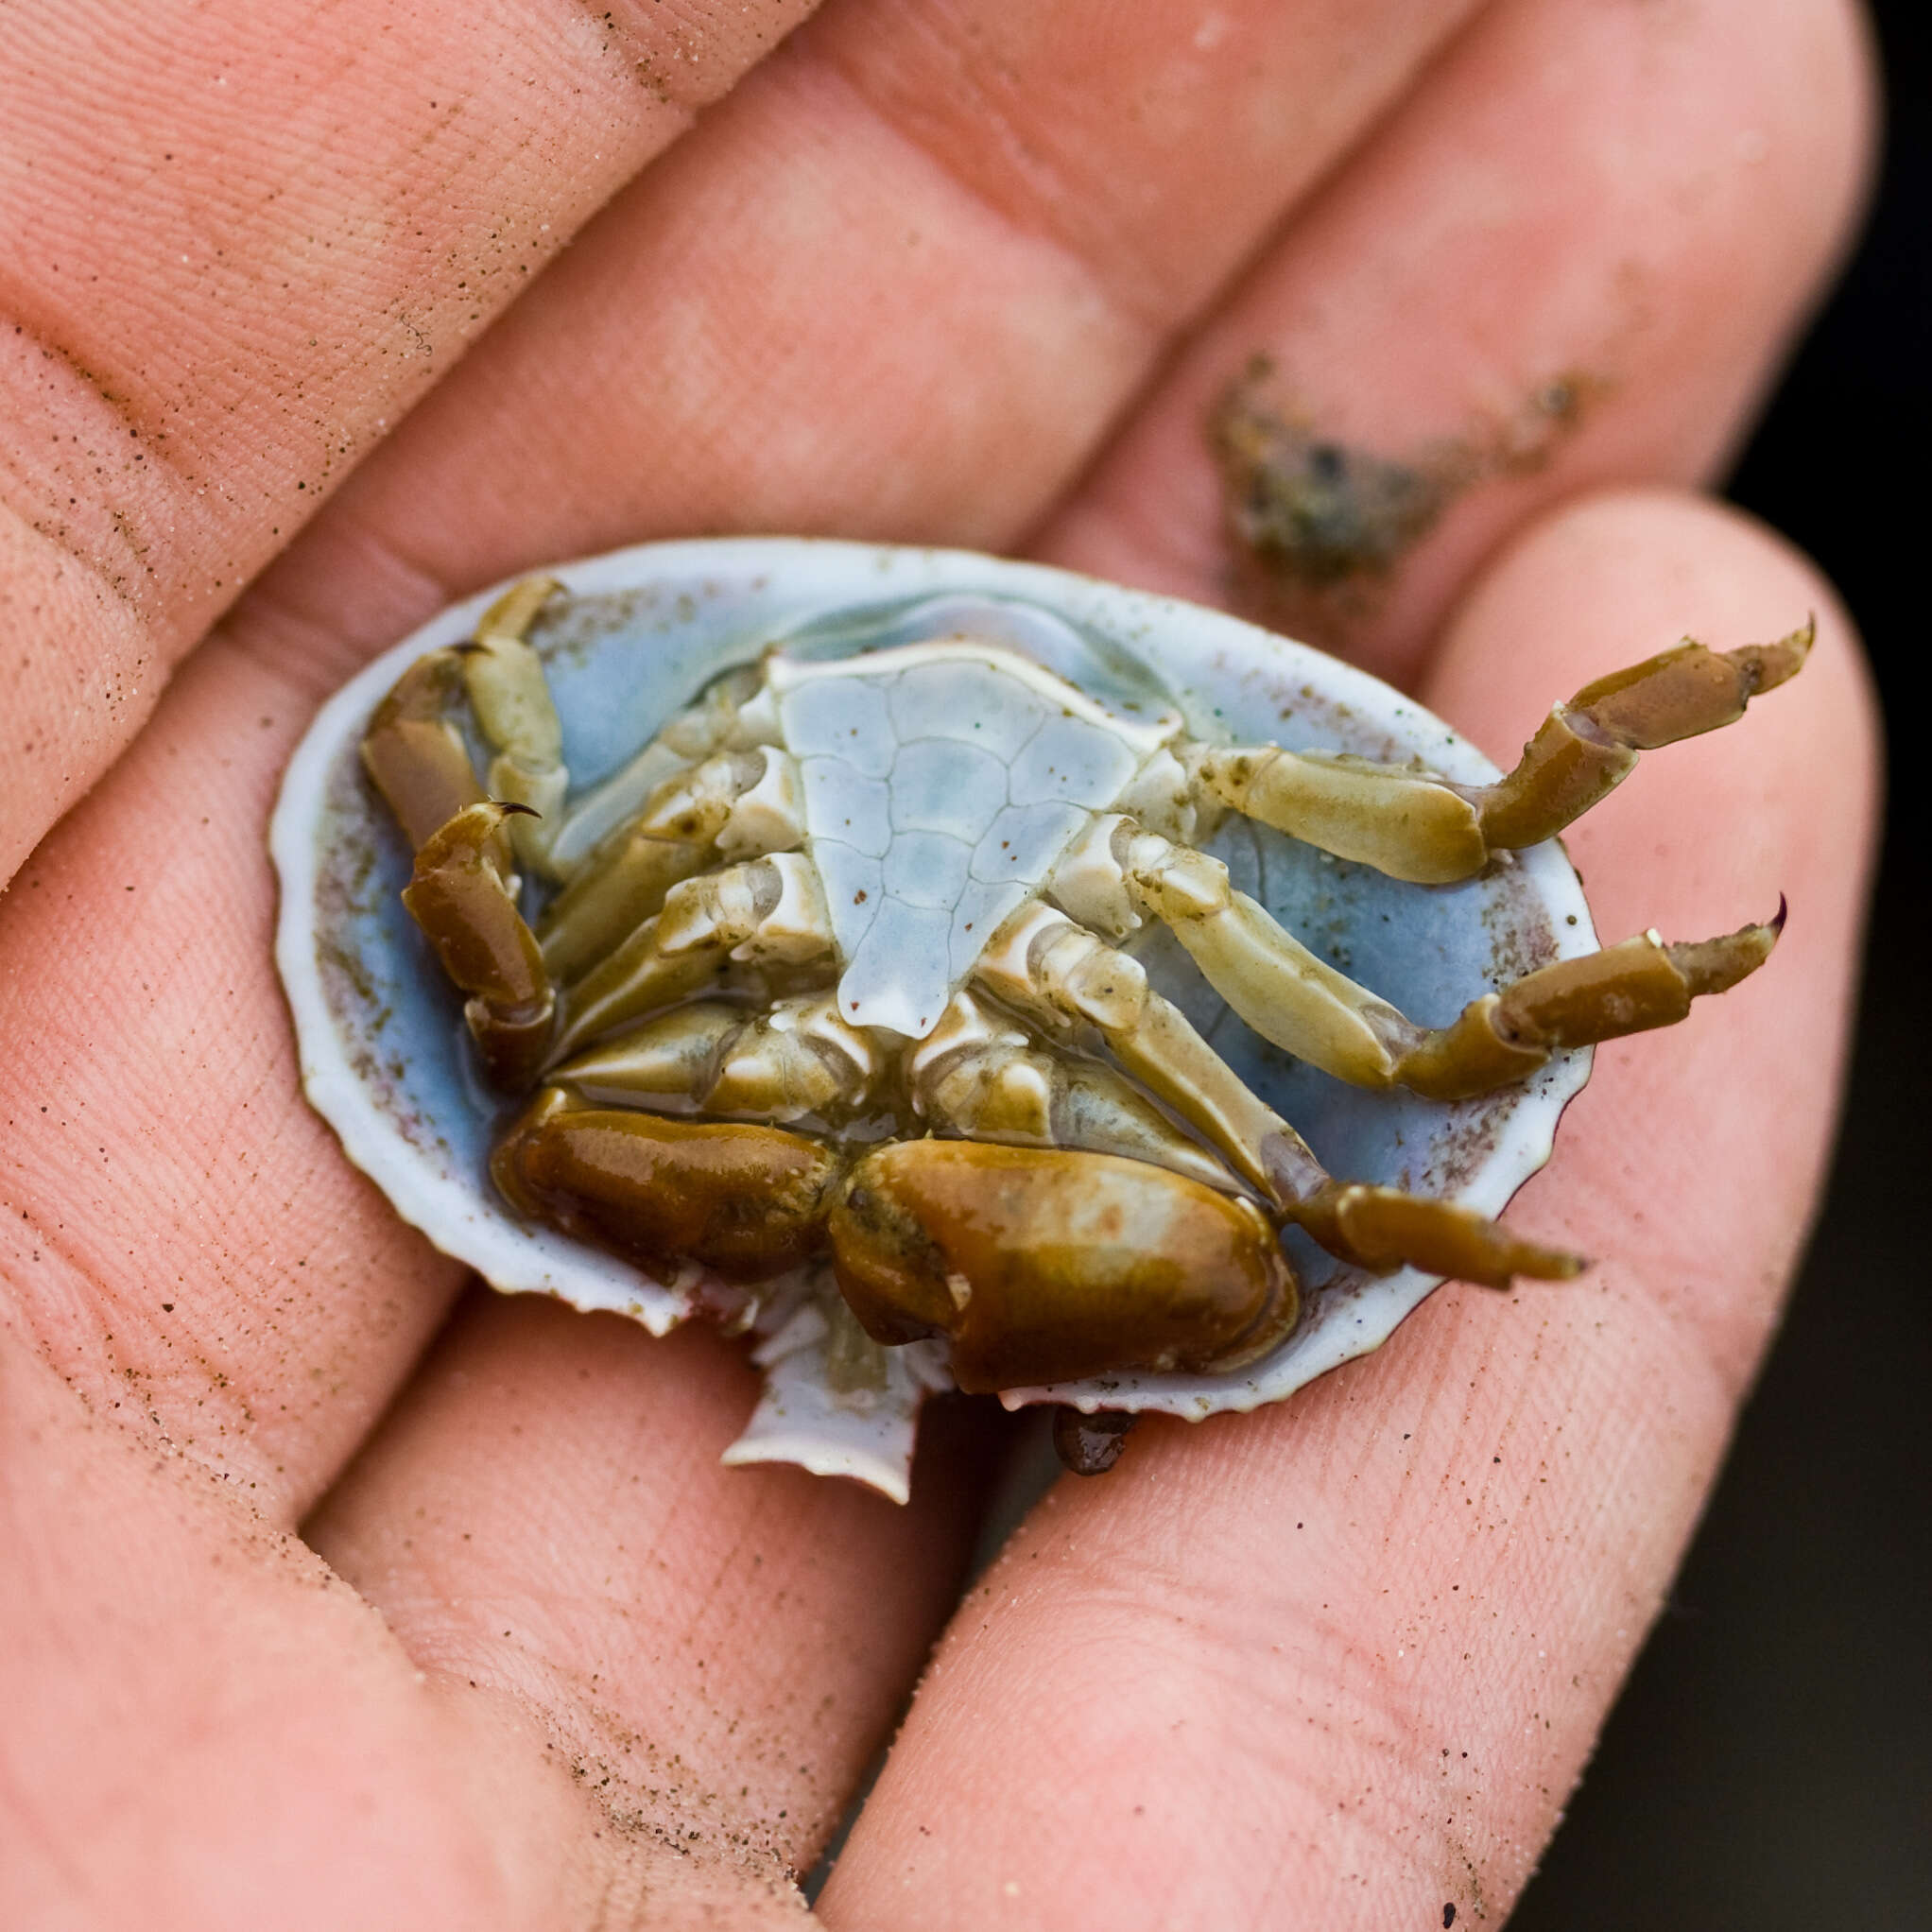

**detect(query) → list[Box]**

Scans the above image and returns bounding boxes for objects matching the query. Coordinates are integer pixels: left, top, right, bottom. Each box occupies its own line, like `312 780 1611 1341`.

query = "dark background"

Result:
1512 4 1930 1924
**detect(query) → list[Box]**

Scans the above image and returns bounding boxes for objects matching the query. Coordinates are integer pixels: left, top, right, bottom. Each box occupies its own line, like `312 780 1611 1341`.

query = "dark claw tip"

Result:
452 639 487 656
492 800 543 819
1769 893 1789 937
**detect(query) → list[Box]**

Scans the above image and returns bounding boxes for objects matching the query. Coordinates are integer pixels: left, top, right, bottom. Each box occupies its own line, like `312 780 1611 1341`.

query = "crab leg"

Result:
534 747 805 984
975 906 1579 1286
1188 623 1812 883
400 801 556 1091
541 662 780 875
906 992 1240 1196
1057 818 1781 1098
535 830 716 986
1389 907 1784 1101
553 994 881 1125
549 852 836 1061
452 576 572 877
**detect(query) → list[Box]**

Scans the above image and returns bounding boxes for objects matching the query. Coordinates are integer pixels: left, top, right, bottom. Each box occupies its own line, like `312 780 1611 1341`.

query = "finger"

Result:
0 639 466 1522
0 626 997 1909
0 0 1486 1517
232 0 1488 689
1036 0 1875 688
303 1291 996 1887
0 0 824 884
1 1293 858 1929
818 492 1878 1928
0 1325 585 1931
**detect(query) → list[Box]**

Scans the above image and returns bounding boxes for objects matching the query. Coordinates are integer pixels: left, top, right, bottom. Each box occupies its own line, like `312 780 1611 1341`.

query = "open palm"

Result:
0 2 1879 1925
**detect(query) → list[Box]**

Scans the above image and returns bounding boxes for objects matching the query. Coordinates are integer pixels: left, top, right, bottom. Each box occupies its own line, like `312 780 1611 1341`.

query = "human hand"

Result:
0 2 1879 1925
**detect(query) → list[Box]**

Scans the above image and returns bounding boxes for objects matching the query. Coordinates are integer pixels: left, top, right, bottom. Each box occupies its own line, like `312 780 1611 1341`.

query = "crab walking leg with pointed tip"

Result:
356 575 1805 1402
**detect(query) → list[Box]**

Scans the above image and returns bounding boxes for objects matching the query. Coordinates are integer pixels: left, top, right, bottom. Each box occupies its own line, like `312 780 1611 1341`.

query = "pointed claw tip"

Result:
1769 892 1789 939
493 800 543 820
1736 617 1816 696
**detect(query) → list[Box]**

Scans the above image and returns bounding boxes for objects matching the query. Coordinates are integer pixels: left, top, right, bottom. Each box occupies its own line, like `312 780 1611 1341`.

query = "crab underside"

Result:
272 541 1803 1499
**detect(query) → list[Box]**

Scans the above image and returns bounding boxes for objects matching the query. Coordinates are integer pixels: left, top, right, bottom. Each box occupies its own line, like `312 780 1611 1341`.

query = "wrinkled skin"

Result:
0 3 1880 1928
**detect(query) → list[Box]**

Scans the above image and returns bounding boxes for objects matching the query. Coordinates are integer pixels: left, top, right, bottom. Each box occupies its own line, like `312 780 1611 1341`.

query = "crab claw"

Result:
829 1141 1298 1393
491 1088 846 1282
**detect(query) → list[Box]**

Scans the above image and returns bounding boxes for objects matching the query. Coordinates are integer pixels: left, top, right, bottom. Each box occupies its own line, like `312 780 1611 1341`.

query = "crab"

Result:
273 541 1803 1497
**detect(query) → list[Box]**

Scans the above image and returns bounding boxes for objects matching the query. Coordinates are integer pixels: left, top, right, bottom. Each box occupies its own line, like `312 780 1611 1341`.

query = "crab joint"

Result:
400 802 555 1090
829 1141 1298 1393
549 854 836 1061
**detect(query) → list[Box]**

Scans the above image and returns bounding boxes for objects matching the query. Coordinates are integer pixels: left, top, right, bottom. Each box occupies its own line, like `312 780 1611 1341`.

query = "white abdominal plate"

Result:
770 642 1175 1037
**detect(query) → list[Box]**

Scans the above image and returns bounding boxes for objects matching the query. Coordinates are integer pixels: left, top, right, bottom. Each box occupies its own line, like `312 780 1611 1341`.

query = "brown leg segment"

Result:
1190 622 1812 883
1390 907 1785 1102
1473 623 1814 851
359 649 490 850
400 802 555 1091
1287 1182 1580 1286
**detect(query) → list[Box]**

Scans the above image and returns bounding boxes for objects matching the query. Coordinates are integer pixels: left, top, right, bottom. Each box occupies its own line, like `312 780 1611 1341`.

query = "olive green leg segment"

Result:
533 752 764 987
975 907 1581 1287
548 853 837 1061
457 576 571 877
1086 821 1783 1102
401 802 557 1091
538 663 785 878
1189 623 1813 884
535 828 714 986
535 750 805 985
906 992 1243 1197
553 994 880 1125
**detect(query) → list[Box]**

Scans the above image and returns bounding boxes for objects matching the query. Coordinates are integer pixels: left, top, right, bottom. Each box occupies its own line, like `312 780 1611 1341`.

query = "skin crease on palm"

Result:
0 0 1883 1924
